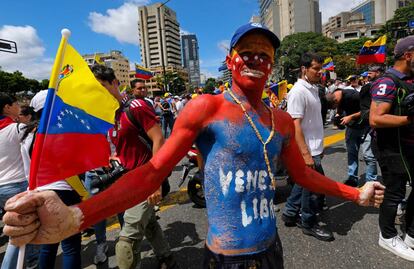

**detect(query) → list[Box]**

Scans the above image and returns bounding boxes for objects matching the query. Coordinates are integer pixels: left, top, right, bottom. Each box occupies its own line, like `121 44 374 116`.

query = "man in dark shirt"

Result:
327 87 378 187
369 35 414 261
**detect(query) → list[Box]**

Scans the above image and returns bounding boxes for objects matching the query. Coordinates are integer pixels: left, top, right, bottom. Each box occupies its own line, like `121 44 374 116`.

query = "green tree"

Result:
155 71 186 94
40 79 50 90
278 32 338 81
333 55 364 79
337 37 370 56
381 2 414 39
203 78 216 94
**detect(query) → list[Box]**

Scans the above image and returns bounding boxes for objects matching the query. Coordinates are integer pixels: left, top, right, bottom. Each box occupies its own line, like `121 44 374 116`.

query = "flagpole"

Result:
17 28 71 269
28 28 71 191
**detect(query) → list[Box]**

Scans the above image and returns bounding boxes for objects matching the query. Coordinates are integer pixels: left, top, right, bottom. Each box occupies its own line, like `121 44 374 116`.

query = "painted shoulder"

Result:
272 108 294 137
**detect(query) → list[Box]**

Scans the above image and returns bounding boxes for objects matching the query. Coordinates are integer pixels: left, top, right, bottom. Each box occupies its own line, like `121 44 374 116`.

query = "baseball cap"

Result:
394 35 414 59
30 90 48 112
230 23 280 51
346 75 358 81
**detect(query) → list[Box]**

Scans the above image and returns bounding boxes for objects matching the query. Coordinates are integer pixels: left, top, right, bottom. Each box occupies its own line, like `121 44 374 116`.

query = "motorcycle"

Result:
179 146 206 208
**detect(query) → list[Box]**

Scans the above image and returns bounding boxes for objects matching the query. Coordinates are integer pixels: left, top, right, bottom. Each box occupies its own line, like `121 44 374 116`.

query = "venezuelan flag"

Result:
323 57 335 71
357 35 387 64
135 64 153 80
94 54 104 65
30 43 119 188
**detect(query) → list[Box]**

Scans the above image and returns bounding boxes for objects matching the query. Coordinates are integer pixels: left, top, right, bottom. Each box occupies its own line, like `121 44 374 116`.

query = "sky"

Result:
0 0 362 81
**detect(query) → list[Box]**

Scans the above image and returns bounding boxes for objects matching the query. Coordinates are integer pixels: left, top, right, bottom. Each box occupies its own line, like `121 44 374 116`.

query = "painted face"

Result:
227 32 275 90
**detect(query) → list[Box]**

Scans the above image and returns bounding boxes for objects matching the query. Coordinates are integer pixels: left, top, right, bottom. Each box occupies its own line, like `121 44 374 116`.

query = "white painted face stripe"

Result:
243 56 249 61
235 57 240 63
254 55 259 60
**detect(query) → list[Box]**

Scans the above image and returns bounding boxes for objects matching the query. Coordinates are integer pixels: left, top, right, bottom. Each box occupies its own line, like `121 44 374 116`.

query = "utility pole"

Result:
157 0 172 92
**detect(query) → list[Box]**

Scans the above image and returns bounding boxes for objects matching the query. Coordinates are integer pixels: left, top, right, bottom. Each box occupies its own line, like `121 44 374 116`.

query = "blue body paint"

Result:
196 96 286 255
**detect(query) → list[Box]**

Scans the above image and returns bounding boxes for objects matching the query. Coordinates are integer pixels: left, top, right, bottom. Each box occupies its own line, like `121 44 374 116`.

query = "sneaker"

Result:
404 234 414 249
344 178 358 187
379 233 414 261
94 242 108 264
302 224 334 242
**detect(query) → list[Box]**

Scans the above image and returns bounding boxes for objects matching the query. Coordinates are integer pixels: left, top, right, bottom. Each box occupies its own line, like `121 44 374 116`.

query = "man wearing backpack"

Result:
369 35 414 261
113 79 177 269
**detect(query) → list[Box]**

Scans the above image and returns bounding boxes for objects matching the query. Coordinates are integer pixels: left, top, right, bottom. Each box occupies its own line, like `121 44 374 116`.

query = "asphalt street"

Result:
0 126 412 269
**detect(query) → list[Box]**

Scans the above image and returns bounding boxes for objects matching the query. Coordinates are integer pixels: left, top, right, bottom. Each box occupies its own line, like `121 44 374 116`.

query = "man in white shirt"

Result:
282 52 334 241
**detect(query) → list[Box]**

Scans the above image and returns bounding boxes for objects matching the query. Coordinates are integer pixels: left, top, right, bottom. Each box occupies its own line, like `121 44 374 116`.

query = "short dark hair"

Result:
130 79 145 88
300 52 323 68
0 93 17 115
90 65 117 83
20 105 36 117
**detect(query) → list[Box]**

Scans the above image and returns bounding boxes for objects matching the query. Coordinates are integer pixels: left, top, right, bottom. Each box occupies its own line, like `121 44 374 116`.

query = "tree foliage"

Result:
337 37 370 56
278 32 338 80
203 78 216 94
0 68 46 94
155 71 186 94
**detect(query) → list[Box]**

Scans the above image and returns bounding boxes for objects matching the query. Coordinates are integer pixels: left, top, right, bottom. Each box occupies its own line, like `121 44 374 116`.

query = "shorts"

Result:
203 234 284 269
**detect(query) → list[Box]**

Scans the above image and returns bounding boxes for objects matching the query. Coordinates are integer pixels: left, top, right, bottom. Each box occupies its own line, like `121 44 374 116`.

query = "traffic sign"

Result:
409 19 414 28
0 39 17 53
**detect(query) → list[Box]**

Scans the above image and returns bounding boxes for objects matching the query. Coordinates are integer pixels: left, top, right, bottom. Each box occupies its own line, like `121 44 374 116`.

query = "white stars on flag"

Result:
56 108 91 131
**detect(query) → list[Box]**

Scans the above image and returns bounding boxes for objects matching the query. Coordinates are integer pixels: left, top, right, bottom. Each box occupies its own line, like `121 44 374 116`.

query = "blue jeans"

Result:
360 132 378 182
84 172 124 244
161 115 174 138
38 190 81 269
0 181 39 269
346 127 377 183
283 154 324 228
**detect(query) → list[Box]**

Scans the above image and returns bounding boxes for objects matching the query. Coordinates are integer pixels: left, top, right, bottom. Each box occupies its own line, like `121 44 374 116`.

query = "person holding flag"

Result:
3 23 385 268
0 93 39 269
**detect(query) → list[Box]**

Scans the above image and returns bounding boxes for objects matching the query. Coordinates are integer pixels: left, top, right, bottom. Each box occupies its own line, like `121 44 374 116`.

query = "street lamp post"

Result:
157 0 172 92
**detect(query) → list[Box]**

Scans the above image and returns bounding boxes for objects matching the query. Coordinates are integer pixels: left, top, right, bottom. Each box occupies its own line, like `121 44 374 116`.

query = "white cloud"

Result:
180 28 191 36
320 0 364 23
200 69 219 79
0 25 53 80
217 39 230 55
88 1 149 44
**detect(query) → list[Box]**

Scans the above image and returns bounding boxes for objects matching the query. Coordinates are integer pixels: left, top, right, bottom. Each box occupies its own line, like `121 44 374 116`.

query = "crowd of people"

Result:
2 22 414 269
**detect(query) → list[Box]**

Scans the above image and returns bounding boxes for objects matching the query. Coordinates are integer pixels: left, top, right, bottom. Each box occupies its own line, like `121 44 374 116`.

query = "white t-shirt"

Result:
20 132 72 191
0 123 27 186
287 79 324 156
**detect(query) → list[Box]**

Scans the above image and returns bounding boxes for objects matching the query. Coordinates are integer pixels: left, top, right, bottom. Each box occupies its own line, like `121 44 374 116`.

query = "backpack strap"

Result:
125 107 153 151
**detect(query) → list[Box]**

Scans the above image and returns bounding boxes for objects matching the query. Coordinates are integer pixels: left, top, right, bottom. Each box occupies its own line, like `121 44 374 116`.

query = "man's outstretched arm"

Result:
279 112 384 206
3 95 218 246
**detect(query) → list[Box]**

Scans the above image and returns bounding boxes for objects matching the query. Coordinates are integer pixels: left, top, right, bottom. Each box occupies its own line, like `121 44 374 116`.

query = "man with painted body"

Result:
3 23 384 268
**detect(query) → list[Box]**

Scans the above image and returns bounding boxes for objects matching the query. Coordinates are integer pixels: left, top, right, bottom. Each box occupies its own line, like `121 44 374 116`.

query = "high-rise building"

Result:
322 0 412 42
373 0 413 24
181 34 201 88
138 3 182 69
258 0 322 39
83 50 130 86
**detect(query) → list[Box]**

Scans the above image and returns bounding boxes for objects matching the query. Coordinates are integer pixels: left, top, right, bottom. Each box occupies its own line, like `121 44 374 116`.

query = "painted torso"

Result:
196 93 287 256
